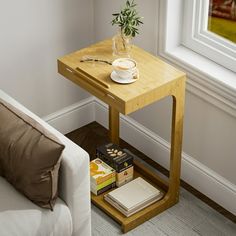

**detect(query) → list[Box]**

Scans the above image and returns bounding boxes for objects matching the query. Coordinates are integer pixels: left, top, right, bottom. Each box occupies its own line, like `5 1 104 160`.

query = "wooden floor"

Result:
66 122 236 226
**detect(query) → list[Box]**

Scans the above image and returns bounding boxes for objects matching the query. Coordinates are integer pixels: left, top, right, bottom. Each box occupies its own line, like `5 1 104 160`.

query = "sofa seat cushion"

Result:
0 177 72 236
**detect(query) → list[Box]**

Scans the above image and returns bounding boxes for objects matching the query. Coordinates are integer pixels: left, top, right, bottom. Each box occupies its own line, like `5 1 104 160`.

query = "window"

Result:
158 0 236 118
208 0 236 44
182 0 236 72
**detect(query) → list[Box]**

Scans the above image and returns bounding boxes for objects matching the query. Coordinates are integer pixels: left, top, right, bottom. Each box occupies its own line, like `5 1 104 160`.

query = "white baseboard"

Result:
43 96 95 135
94 98 236 215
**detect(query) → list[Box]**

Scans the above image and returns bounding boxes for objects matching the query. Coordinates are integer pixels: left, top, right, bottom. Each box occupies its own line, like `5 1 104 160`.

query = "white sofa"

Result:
0 90 91 236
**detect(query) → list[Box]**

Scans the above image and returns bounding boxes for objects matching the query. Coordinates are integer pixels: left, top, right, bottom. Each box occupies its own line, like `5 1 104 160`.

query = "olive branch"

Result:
111 0 143 38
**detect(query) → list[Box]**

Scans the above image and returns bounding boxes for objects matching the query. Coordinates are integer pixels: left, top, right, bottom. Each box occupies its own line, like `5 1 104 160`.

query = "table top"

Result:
58 39 186 114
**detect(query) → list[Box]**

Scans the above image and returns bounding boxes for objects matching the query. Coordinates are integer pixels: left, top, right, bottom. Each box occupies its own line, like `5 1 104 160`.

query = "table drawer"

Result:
58 60 125 113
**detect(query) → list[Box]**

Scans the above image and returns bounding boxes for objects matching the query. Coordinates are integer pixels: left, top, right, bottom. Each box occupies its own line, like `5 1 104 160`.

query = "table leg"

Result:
109 106 120 144
167 81 186 203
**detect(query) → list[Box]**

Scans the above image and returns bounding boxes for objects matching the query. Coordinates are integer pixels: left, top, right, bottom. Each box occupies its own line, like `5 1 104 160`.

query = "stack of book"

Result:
104 177 163 217
90 158 116 195
96 143 133 187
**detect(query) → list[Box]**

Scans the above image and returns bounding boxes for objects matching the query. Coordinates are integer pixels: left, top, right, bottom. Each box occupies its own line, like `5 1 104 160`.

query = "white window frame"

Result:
182 0 236 73
158 0 236 118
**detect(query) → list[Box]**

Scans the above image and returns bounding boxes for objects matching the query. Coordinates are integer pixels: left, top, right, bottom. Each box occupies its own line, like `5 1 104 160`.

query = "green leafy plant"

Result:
111 0 143 38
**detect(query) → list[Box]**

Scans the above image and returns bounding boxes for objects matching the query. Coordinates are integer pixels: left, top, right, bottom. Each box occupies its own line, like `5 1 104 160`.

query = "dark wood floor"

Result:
66 121 236 224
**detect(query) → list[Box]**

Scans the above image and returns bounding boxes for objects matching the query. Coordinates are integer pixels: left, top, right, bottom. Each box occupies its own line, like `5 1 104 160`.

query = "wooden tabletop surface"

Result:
58 39 186 114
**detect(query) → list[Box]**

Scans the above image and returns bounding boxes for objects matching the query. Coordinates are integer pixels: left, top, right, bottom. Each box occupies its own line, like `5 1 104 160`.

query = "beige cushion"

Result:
0 176 73 236
0 99 65 210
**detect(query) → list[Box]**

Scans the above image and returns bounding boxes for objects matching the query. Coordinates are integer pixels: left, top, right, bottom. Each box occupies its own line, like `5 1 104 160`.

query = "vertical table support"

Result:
166 79 186 204
109 106 120 145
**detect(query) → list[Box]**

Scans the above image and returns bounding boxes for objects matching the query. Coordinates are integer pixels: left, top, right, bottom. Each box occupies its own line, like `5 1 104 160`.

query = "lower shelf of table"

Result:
91 159 178 233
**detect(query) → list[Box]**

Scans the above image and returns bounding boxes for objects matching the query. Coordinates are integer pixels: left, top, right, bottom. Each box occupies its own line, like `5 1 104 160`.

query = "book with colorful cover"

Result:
91 176 116 195
91 182 116 196
90 158 116 185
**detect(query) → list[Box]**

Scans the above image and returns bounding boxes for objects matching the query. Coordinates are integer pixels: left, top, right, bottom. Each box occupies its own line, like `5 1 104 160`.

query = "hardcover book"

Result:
106 177 161 211
104 192 163 217
91 176 116 191
91 182 116 196
116 166 133 187
96 143 133 172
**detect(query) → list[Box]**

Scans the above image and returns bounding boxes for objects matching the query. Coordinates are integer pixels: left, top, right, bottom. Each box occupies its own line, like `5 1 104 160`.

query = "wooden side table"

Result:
58 39 186 232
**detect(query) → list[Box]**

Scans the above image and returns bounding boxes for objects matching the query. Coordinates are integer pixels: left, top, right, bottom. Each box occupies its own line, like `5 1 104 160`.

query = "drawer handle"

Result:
66 67 73 73
107 94 116 100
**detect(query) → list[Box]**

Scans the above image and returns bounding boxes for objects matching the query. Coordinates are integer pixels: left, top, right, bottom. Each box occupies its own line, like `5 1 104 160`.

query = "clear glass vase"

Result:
112 30 132 57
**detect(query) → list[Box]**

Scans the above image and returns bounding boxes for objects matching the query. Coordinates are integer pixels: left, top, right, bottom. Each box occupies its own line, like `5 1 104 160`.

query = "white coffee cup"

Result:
112 58 138 79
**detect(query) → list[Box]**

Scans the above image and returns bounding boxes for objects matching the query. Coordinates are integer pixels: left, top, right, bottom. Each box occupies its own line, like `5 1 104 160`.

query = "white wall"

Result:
93 0 236 186
0 0 94 117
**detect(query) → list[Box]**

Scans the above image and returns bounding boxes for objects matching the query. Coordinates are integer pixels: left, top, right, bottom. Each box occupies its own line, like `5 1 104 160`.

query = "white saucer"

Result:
110 71 137 84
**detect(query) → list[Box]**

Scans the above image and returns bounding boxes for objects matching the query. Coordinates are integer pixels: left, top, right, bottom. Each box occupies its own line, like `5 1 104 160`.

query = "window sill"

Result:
158 45 236 117
158 0 236 117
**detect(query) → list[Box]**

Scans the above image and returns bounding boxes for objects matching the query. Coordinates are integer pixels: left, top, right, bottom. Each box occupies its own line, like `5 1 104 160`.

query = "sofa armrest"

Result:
0 90 91 236
58 136 91 236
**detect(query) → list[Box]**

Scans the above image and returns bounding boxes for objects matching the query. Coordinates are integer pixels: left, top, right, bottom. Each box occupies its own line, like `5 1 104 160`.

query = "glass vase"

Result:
112 30 132 57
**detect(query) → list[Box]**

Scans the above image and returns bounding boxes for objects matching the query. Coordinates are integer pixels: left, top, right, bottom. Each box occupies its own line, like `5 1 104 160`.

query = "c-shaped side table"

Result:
58 39 186 232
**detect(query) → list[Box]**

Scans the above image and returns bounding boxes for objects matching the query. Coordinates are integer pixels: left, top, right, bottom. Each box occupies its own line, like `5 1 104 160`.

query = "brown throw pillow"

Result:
0 99 65 210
